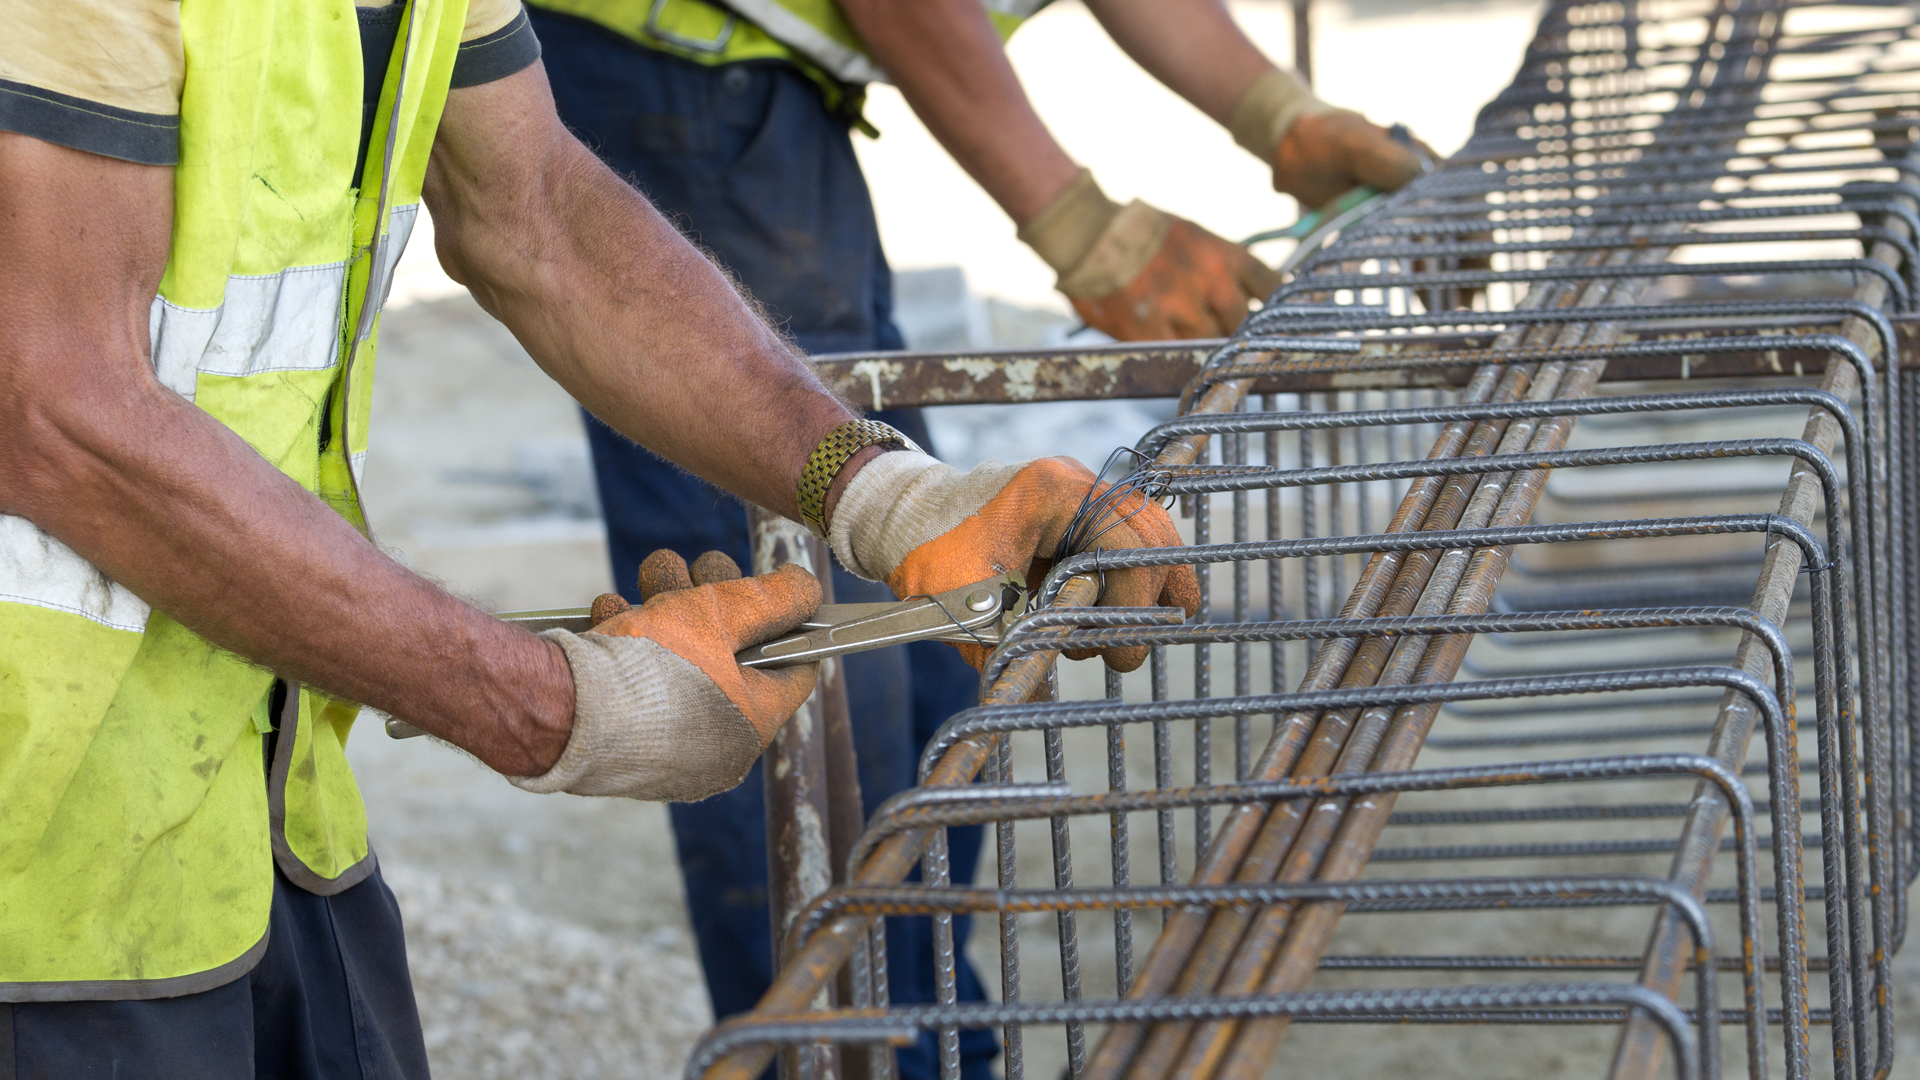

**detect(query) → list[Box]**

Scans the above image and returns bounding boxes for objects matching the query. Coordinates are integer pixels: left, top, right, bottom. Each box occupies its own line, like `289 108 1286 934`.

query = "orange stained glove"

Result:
827 452 1201 672
1019 169 1280 342
510 550 819 802
1271 110 1431 213
1225 68 1430 212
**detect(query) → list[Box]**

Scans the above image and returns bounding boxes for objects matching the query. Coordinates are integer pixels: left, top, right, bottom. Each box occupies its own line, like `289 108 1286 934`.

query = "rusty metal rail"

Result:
694 2 1920 1078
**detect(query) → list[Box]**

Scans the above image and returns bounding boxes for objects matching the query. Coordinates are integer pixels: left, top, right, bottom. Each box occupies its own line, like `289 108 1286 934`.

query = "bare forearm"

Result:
840 0 1078 224
0 350 569 776
426 65 857 521
4 385 569 770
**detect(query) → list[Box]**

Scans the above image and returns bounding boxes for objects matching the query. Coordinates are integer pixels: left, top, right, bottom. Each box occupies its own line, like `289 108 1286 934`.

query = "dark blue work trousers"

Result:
0 865 429 1080
531 12 995 1079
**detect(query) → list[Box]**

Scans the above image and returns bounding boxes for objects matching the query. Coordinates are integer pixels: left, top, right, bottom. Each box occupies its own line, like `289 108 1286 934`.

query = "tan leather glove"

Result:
1228 68 1430 211
511 551 818 802
830 452 1200 673
1019 170 1280 341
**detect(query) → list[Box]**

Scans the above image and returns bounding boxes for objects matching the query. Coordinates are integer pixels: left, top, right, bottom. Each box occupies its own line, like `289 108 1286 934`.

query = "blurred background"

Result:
352 3 1554 1075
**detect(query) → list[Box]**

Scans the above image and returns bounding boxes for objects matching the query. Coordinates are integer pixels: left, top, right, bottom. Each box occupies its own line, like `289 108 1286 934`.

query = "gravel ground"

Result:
384 864 710 1080
351 722 717 1080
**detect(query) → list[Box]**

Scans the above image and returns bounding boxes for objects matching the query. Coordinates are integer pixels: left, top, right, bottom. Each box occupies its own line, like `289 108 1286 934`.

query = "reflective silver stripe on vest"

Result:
148 205 419 401
0 518 150 631
0 205 419 631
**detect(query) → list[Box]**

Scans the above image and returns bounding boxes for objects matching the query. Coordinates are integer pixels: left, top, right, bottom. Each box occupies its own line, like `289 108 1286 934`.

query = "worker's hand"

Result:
1271 109 1431 212
1071 217 1282 341
510 550 819 802
1019 169 1278 342
1223 68 1430 213
828 453 1201 672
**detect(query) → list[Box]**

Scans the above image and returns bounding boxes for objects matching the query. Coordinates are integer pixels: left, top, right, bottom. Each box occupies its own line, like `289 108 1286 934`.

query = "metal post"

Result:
754 507 857 1080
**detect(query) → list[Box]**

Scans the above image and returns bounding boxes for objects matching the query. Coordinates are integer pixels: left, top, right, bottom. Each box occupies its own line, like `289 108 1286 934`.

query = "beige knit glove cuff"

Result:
1228 68 1336 159
828 451 1025 581
1017 169 1173 299
509 629 764 802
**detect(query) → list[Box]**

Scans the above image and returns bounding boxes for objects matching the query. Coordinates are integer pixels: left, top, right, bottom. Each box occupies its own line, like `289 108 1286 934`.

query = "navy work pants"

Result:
531 12 995 1079
0 865 429 1080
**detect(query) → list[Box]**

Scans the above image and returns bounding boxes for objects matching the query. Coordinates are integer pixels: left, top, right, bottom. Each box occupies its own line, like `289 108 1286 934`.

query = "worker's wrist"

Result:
1227 67 1334 162
1017 169 1173 300
823 444 890 533
494 632 576 777
825 448 960 582
1017 169 1124 277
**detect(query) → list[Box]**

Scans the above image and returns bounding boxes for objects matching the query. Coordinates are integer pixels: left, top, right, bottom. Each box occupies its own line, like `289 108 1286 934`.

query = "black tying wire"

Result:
1042 447 1176 609
906 591 995 651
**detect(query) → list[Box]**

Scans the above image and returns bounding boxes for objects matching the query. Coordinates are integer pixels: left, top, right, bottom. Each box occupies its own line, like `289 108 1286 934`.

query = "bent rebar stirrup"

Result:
696 3 1920 1079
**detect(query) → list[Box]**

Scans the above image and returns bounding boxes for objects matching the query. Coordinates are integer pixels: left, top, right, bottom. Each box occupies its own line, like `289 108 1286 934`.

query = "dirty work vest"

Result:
0 0 466 999
531 0 1050 87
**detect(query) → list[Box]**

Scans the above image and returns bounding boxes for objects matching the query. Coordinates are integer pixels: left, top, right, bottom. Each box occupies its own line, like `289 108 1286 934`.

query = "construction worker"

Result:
521 0 1427 1075
0 0 1200 1074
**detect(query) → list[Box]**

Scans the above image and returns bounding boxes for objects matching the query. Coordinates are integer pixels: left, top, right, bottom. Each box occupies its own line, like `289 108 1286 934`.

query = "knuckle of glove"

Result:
712 562 821 639
689 550 743 586
638 549 694 600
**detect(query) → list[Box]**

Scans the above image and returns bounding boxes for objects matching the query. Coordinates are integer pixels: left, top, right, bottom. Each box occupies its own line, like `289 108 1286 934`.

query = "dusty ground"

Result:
353 733 711 1079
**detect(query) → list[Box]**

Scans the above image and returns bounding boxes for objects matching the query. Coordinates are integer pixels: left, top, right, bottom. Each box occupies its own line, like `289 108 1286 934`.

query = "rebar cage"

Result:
693 3 1920 1078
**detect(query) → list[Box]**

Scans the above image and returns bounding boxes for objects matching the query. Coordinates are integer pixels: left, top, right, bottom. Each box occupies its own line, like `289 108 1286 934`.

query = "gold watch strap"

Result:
797 419 919 536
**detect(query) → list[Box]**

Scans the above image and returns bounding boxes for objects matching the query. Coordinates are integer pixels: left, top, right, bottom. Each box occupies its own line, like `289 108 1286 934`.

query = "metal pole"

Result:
753 508 856 1080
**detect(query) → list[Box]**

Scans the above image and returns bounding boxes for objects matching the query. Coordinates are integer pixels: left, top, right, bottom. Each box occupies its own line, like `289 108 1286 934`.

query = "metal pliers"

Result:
733 572 1024 669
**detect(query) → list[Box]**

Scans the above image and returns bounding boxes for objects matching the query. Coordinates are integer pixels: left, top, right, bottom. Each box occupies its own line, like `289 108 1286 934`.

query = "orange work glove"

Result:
511 550 818 802
1019 169 1280 342
1226 68 1430 211
827 453 1201 672
1271 111 1431 212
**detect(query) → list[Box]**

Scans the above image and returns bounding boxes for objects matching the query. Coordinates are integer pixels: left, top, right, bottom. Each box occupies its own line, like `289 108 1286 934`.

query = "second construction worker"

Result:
521 0 1428 1076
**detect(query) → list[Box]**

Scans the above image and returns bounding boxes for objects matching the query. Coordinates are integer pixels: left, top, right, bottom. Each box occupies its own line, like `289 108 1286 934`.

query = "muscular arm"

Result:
424 62 863 521
837 0 1080 223
0 131 571 775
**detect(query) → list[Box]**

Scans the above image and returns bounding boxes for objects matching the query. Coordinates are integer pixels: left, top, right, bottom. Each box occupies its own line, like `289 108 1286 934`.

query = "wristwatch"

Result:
797 419 919 536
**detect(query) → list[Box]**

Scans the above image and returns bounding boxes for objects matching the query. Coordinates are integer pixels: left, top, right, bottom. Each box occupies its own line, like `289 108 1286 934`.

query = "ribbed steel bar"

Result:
703 3 1920 1079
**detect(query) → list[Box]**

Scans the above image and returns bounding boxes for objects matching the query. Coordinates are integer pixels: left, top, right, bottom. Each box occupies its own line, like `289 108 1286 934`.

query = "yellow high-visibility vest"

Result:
0 0 466 999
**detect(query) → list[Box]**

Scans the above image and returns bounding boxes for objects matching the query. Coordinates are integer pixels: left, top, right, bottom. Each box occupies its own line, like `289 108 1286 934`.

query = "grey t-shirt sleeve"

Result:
451 8 543 89
0 0 184 165
0 80 179 166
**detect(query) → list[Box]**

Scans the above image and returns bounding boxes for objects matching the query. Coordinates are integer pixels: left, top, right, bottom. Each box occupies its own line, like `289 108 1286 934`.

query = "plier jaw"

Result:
736 571 1025 669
